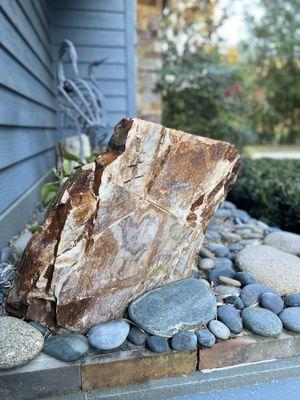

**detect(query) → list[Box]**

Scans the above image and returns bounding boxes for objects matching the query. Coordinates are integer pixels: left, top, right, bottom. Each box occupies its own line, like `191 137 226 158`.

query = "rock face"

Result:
236 245 300 295
8 118 240 332
129 279 217 337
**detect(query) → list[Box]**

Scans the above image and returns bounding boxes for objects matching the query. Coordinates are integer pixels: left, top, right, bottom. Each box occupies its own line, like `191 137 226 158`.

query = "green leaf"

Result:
51 166 60 179
63 152 81 163
29 223 39 234
63 159 72 176
85 155 96 163
41 183 58 206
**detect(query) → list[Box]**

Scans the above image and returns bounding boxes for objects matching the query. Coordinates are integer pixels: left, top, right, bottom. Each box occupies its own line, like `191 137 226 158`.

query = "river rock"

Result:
264 231 300 256
0 263 15 294
284 294 300 308
146 336 170 353
214 285 240 298
0 316 44 370
171 331 197 351
198 258 215 271
236 245 300 295
260 292 284 315
217 305 243 334
9 118 240 332
43 333 89 362
240 284 278 307
196 328 216 347
208 320 230 340
0 247 16 265
218 276 241 287
199 247 215 259
127 326 149 346
242 307 283 337
224 296 244 310
235 272 259 287
208 266 236 284
88 320 130 350
220 232 241 243
129 279 217 337
214 258 233 269
279 307 300 333
206 243 229 257
221 201 236 210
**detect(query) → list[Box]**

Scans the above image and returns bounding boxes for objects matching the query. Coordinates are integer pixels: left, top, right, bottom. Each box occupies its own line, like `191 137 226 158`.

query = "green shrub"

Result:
229 158 300 232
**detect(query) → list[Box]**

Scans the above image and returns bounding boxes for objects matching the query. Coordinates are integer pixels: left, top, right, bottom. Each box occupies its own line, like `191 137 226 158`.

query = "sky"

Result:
216 0 263 48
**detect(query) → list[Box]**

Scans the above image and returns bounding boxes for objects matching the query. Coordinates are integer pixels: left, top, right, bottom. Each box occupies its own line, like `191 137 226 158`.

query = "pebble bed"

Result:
1 201 300 368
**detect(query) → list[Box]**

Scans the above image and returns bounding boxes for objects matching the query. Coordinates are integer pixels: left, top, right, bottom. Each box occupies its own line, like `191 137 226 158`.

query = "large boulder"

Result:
236 245 300 295
264 231 300 256
8 118 239 332
129 279 217 337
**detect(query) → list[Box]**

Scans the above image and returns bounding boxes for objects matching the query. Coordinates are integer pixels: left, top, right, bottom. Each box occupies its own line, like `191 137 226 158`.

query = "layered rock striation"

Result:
8 118 240 332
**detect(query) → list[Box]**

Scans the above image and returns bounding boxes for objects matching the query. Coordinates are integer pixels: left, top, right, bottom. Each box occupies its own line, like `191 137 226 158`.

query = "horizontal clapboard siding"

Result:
52 0 136 138
0 0 57 247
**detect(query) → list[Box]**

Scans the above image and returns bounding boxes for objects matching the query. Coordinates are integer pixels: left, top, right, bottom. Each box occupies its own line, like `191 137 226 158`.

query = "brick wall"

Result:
136 0 163 123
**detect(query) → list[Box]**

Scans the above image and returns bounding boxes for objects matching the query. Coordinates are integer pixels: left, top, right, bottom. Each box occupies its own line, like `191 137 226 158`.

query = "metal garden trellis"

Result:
57 39 108 149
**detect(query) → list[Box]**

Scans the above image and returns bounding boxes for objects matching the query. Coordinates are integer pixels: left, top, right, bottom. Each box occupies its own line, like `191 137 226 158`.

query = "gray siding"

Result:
52 0 136 138
0 0 136 247
0 0 57 247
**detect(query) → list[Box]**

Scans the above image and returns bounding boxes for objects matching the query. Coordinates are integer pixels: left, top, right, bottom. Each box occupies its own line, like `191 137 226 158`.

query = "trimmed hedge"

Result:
229 158 300 233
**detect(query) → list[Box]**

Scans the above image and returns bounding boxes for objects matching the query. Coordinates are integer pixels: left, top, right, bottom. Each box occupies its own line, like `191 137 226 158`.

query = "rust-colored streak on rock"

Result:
8 119 240 332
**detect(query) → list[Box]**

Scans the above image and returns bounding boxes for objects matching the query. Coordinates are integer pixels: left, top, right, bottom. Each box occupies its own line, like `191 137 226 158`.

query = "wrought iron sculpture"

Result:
57 39 108 148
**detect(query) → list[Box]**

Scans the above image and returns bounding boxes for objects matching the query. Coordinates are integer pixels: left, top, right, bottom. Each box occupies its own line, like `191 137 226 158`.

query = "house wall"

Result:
0 0 137 248
51 0 136 139
136 0 163 123
0 0 57 248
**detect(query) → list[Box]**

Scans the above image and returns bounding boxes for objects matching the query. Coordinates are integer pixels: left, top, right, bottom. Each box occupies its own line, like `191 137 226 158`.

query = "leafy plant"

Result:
161 0 260 150
41 152 99 207
229 158 300 232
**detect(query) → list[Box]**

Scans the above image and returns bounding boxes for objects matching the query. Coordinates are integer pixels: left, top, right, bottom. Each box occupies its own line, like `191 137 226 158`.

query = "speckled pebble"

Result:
242 307 283 337
240 284 278 307
208 320 230 340
217 305 243 334
284 294 300 308
279 307 300 333
196 328 216 347
0 316 44 370
171 331 197 351
260 292 284 315
198 258 215 271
